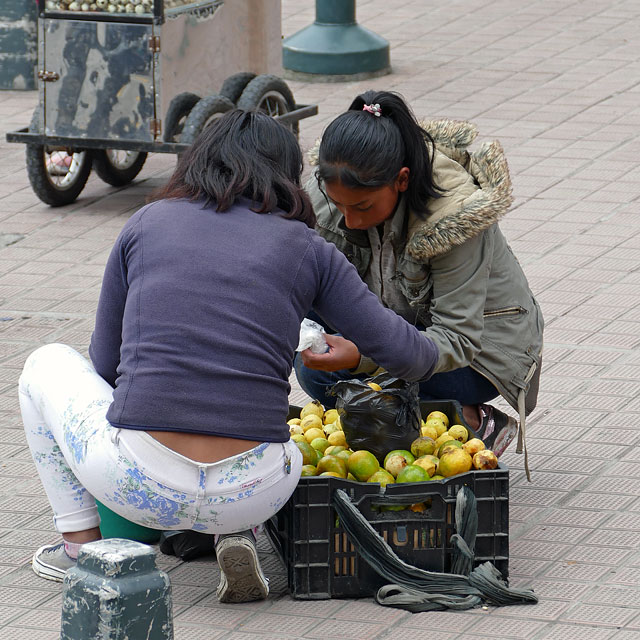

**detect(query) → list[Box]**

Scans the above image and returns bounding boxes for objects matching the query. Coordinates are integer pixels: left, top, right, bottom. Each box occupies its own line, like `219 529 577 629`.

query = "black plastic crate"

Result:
267 400 509 599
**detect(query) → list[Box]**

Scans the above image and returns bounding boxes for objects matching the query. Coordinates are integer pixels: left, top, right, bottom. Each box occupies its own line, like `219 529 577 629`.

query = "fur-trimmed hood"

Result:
307 119 513 260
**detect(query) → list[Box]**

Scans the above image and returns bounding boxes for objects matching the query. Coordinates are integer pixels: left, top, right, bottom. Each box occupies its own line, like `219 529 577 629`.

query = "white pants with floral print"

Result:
19 343 302 534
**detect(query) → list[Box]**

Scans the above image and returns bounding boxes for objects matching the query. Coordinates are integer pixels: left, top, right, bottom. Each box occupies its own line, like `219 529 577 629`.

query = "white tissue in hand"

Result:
297 319 328 354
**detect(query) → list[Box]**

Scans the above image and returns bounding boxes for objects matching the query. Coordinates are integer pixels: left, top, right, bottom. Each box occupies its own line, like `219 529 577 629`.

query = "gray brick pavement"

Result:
2 0 640 637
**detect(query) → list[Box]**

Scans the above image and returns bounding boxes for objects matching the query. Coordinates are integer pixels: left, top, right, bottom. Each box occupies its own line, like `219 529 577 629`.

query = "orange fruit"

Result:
310 437 330 454
295 440 318 466
325 445 347 456
367 469 395 486
347 450 380 482
316 455 348 478
300 465 317 476
396 464 430 483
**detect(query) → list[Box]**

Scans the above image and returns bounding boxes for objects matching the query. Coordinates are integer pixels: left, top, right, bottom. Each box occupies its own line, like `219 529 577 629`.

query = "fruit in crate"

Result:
316 455 348 478
300 414 323 432
347 450 380 482
293 401 499 482
410 436 437 458
300 400 324 420
473 450 499 470
447 424 469 443
423 418 447 438
396 464 430 483
463 438 485 456
323 409 339 425
413 455 437 477
383 450 415 478
366 469 395 486
425 410 449 428
438 448 473 478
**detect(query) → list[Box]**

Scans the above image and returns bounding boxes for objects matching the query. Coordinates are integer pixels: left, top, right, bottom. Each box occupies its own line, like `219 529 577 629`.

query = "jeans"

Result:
19 344 302 535
294 353 499 410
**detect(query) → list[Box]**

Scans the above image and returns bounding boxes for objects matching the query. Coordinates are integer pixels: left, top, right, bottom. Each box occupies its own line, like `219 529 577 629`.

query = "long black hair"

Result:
318 91 444 216
152 109 315 228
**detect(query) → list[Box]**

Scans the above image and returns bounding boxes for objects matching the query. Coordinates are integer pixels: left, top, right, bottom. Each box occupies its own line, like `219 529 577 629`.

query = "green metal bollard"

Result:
0 0 37 90
283 0 390 82
61 539 173 640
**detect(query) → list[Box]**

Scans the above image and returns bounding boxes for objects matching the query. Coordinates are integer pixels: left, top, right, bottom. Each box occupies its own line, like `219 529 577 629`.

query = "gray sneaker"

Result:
215 531 269 603
32 542 76 582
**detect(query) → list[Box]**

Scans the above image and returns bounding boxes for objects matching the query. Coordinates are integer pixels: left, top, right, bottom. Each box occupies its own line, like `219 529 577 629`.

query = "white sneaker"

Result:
32 542 76 582
215 531 269 603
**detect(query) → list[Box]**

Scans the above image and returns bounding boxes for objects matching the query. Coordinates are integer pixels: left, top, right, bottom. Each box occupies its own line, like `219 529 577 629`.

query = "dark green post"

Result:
283 0 390 81
0 0 37 90
61 539 173 640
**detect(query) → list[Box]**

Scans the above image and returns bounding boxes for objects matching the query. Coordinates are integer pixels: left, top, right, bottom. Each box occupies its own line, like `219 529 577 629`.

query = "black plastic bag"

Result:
330 373 421 464
159 530 216 561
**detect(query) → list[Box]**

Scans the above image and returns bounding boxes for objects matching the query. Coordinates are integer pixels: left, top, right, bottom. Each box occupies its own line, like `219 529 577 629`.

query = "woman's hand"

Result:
300 334 361 371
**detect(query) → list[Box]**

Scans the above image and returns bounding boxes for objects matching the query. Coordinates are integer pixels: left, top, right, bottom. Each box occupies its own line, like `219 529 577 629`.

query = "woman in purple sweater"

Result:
18 110 438 601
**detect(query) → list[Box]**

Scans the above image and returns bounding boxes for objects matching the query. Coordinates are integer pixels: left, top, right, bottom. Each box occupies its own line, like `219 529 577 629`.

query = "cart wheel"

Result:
180 94 235 145
92 150 147 186
236 74 298 136
219 72 256 103
25 109 92 207
163 92 201 142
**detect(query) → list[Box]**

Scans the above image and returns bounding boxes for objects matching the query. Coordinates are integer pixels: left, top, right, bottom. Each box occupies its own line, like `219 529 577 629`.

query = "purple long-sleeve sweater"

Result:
89 198 438 442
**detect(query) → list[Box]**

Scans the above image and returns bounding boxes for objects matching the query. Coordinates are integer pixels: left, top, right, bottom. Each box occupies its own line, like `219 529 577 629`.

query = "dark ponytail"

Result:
318 90 443 216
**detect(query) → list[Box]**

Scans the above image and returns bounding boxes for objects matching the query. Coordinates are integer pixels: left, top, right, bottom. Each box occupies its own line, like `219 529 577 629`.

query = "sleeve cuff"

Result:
349 355 383 376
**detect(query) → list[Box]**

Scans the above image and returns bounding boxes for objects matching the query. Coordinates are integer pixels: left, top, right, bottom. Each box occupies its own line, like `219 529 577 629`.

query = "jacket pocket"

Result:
483 306 527 318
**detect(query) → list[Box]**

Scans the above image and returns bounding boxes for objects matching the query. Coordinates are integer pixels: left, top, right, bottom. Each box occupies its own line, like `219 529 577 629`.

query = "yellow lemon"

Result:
426 410 449 428
323 409 339 424
420 423 438 440
447 424 469 443
300 400 324 420
304 427 325 444
327 430 347 448
300 414 323 433
424 418 448 438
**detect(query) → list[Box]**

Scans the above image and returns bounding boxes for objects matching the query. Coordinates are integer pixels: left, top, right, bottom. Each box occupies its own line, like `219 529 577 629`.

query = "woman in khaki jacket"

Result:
296 91 543 474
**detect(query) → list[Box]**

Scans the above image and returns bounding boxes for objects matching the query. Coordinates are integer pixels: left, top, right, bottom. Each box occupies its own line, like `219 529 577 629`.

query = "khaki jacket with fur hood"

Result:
306 120 544 476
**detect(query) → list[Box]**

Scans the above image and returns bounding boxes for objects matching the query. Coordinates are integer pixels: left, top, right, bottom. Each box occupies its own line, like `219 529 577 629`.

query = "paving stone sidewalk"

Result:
1 0 640 638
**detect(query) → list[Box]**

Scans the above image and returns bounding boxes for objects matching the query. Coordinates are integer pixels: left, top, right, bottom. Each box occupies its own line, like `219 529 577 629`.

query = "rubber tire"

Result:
92 150 147 186
25 108 92 207
180 94 235 145
163 92 201 142
236 74 298 137
219 72 256 103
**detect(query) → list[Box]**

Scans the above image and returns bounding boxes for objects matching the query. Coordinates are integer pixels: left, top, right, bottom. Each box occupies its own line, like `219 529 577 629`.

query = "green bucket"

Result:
95 500 162 544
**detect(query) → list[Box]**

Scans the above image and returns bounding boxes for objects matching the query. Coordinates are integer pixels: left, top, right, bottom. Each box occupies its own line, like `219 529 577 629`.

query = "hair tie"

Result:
362 103 382 117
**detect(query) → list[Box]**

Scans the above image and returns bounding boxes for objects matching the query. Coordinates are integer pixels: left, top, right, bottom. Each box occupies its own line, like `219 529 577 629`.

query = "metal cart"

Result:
6 0 317 206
